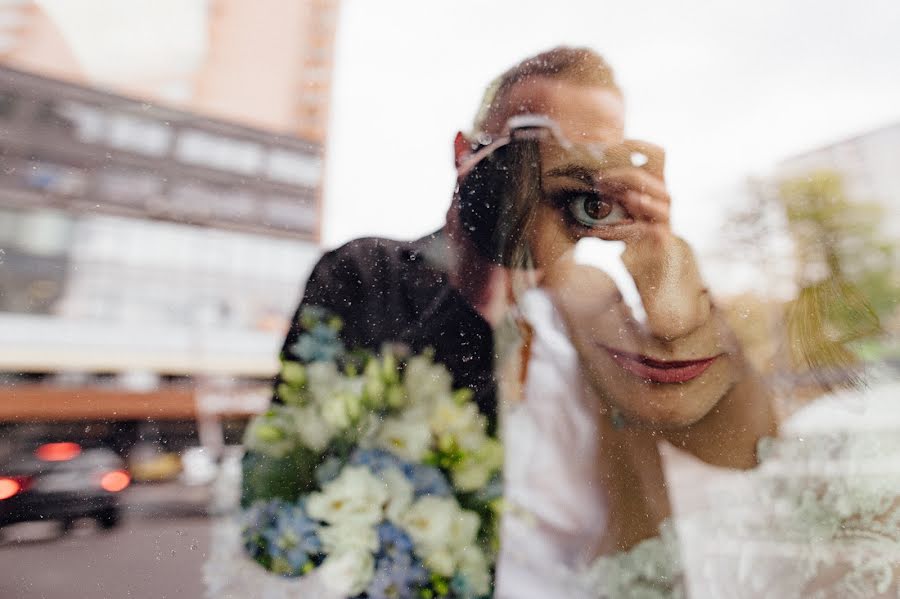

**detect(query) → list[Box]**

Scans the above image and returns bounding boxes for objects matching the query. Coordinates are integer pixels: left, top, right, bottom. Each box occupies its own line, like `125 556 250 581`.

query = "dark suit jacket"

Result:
274 230 497 421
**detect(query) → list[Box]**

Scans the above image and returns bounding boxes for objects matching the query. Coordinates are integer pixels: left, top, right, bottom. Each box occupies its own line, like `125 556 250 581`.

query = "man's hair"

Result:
473 46 620 134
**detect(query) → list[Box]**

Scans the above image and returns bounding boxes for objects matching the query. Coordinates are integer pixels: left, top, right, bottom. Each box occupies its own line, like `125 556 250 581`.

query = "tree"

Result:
778 171 896 374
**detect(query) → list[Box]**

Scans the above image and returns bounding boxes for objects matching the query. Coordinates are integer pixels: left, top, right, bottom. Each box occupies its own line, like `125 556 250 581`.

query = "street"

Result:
0 515 209 599
0 485 212 599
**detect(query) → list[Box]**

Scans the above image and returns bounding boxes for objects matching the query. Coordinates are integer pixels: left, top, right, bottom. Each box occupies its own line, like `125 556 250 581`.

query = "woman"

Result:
461 103 900 596
456 108 778 597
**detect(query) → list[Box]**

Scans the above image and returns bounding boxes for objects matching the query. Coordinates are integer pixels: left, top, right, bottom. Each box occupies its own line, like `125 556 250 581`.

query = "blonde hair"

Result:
473 46 620 134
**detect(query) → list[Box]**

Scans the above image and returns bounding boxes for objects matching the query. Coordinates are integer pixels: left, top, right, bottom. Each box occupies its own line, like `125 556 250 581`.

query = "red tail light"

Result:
0 476 31 500
100 470 131 493
35 442 82 462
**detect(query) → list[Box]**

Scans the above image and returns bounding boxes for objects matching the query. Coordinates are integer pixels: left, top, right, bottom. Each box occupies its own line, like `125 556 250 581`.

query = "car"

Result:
128 441 183 483
0 441 130 533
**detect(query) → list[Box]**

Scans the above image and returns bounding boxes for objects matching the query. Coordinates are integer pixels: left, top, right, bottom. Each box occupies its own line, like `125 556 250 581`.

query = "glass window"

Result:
175 129 264 175
0 3 897 599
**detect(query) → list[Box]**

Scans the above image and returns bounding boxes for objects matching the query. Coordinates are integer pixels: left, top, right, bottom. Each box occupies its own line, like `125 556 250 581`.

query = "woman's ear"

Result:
454 131 471 168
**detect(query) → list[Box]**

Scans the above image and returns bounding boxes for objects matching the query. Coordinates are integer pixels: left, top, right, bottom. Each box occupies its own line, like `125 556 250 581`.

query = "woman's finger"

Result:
619 190 670 224
595 167 670 205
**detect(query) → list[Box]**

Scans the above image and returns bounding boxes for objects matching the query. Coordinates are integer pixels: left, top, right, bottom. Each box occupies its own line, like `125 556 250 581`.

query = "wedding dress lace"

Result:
578 402 900 598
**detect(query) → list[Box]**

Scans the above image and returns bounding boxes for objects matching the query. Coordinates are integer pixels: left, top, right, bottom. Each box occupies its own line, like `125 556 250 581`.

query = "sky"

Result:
33 0 900 293
324 0 900 262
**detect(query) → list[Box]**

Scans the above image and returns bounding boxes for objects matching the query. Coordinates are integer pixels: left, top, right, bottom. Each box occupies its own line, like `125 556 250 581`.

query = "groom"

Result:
273 47 625 421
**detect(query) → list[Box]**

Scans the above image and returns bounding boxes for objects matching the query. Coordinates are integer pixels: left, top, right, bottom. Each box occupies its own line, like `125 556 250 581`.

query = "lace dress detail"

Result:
576 427 900 598
581 522 683 599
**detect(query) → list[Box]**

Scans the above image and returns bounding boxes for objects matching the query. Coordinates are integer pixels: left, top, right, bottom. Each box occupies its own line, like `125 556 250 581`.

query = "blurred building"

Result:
194 0 339 142
774 121 900 237
1 0 339 143
0 1 340 454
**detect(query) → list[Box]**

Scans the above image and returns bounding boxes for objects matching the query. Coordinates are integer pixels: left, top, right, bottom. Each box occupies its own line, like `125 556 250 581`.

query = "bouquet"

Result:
214 307 503 599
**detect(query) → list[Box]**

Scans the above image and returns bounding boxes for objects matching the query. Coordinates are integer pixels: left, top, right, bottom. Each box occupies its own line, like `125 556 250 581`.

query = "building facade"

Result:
0 2 339 450
774 122 900 237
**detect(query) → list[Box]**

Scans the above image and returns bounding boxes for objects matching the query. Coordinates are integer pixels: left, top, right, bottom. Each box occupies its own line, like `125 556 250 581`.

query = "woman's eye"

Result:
565 191 628 227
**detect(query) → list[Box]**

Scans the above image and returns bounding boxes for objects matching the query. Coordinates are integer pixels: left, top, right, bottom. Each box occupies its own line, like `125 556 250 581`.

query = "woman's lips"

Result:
602 346 719 384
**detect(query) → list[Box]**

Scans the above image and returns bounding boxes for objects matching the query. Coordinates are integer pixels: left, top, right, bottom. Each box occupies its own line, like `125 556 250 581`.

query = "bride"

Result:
457 101 898 595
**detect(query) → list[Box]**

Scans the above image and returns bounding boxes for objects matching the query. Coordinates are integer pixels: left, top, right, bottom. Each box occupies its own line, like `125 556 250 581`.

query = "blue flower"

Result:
241 499 283 559
409 463 452 498
364 523 429 599
451 572 482 599
377 521 416 562
350 448 413 477
241 500 322 576
314 456 344 486
349 449 452 498
291 323 344 363
266 507 321 569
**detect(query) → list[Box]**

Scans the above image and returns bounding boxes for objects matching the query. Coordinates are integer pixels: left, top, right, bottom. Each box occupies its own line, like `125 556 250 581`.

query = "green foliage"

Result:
240 446 322 507
778 171 898 372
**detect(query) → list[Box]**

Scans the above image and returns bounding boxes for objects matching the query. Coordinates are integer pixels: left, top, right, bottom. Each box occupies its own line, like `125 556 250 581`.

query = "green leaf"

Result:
280 361 307 386
277 383 304 406
241 446 322 506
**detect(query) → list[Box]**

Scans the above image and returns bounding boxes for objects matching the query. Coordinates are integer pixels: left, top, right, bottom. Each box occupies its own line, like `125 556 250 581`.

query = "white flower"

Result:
375 415 432 462
425 548 456 577
452 438 503 492
318 548 375 597
447 507 480 552
293 405 334 451
320 393 352 430
428 396 484 443
306 466 388 525
242 411 297 458
382 467 414 523
306 361 343 403
319 522 378 553
457 545 491 596
400 496 457 559
399 496 482 577
404 355 454 406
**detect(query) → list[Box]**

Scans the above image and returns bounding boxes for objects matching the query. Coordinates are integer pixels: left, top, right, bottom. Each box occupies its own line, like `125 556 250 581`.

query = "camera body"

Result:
457 115 657 266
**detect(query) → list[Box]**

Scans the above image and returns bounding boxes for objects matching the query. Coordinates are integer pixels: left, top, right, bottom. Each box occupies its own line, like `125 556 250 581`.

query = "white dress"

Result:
495 289 900 599
495 288 609 599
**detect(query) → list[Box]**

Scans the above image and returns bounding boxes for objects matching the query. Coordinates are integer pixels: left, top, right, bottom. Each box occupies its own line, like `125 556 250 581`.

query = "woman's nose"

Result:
642 284 712 341
622 236 712 342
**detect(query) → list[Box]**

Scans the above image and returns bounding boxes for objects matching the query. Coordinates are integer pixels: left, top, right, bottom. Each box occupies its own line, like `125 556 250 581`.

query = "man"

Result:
273 47 623 422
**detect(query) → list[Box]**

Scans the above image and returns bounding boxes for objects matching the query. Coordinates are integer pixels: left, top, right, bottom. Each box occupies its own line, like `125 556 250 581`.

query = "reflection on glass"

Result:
452 47 898 598
0 2 897 598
